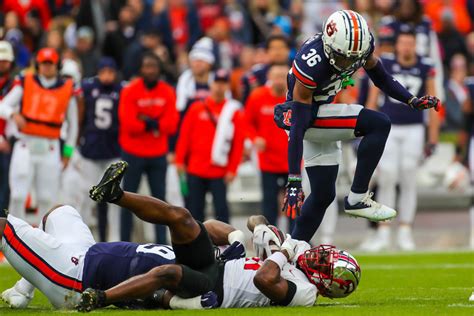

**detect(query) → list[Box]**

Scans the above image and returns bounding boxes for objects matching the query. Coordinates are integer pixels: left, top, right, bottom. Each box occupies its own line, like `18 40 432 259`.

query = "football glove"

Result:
217 241 246 261
200 291 218 309
253 224 283 259
282 174 305 219
408 95 440 112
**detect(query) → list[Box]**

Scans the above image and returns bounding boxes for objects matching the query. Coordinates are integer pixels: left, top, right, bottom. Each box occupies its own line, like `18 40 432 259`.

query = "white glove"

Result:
280 234 299 261
253 224 282 259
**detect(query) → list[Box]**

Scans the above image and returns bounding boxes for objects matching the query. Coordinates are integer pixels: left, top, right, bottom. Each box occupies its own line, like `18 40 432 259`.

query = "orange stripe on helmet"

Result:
349 11 360 52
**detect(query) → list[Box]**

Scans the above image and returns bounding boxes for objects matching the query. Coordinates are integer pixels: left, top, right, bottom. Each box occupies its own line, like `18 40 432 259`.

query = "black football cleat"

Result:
76 288 106 312
89 161 128 203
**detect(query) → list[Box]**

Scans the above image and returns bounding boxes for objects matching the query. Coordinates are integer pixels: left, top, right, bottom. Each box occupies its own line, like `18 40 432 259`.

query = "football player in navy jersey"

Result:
364 29 440 251
274 10 440 242
61 57 124 242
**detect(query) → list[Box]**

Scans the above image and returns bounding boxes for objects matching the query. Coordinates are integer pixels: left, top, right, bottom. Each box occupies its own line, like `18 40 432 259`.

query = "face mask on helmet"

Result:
297 245 361 299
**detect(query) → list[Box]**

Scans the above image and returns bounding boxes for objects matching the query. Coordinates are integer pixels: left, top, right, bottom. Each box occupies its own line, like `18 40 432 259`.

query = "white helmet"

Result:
322 10 372 72
0 41 14 62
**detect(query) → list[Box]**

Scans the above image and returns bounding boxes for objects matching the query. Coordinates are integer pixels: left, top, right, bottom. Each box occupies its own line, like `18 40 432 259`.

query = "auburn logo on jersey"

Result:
283 110 292 127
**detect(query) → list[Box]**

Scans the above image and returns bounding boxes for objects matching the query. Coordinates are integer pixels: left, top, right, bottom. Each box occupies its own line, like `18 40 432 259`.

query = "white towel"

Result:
211 99 241 167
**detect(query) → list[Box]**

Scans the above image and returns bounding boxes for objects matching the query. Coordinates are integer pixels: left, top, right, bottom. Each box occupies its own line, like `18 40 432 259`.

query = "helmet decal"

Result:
326 20 338 37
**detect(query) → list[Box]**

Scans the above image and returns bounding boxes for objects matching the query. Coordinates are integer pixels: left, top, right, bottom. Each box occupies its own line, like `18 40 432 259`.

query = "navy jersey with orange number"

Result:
286 33 375 110
378 53 435 125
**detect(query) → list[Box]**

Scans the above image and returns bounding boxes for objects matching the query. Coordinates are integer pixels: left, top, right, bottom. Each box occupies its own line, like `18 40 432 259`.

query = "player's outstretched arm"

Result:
253 237 299 306
364 54 440 111
282 80 313 219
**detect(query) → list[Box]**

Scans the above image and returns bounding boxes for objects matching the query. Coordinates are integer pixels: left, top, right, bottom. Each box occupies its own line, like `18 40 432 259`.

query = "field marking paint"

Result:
447 304 474 308
363 263 474 270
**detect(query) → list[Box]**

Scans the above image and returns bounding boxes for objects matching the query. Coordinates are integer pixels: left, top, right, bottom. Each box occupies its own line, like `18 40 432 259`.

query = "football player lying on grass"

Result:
0 194 246 309
74 162 362 311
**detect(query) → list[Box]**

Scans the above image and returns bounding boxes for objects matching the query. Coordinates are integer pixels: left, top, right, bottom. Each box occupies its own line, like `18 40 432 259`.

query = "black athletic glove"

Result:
76 288 106 312
408 95 440 112
282 174 305 219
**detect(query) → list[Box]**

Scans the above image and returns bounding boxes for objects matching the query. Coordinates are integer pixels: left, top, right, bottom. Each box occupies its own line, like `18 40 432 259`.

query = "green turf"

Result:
0 251 473 315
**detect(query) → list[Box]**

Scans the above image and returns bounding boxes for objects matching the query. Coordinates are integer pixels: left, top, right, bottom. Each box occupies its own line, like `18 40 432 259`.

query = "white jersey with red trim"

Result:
286 33 375 108
221 257 317 308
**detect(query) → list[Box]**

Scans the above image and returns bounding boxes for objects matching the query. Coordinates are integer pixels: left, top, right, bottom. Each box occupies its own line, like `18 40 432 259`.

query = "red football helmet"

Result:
297 245 361 298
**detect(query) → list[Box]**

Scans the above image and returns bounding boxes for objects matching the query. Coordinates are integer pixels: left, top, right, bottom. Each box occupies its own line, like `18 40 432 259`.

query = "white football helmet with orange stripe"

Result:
322 10 372 73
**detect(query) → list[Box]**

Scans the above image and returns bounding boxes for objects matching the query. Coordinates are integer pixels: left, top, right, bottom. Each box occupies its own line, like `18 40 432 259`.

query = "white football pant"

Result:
60 151 120 241
8 136 61 223
377 124 424 224
1 205 95 308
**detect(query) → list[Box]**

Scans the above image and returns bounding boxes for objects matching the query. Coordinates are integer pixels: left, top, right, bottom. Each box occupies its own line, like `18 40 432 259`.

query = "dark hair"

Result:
265 34 290 50
393 0 423 24
140 52 162 69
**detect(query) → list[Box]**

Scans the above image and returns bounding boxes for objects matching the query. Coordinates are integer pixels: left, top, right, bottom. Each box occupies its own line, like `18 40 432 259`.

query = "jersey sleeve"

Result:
421 57 436 78
291 57 318 89
280 265 317 307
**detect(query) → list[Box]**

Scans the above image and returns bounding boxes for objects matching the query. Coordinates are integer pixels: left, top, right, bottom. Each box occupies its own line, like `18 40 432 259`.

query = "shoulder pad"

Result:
380 53 395 60
465 76 474 85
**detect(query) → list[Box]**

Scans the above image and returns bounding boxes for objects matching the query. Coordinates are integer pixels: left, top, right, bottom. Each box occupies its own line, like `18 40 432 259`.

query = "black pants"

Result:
120 151 167 244
261 171 287 225
0 151 11 211
187 174 229 223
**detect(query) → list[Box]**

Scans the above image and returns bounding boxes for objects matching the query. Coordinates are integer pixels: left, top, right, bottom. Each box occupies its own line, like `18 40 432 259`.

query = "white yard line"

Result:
363 263 474 270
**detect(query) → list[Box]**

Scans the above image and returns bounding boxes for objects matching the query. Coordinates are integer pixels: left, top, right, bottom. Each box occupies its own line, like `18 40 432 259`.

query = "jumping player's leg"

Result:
292 165 338 242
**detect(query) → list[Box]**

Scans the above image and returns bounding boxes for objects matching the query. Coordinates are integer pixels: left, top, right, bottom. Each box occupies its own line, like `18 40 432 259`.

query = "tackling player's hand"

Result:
408 95 440 112
253 224 283 259
282 175 304 219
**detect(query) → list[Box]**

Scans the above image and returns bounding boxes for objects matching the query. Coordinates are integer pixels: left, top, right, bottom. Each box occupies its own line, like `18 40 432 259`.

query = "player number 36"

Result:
301 49 322 67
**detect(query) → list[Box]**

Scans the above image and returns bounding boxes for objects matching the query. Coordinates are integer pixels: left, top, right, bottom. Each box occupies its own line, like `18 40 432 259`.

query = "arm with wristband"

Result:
364 55 440 111
283 80 314 219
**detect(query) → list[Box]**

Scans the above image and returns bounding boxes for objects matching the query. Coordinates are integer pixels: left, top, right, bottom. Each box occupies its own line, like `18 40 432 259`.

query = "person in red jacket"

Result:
175 69 244 223
245 64 290 227
118 53 178 243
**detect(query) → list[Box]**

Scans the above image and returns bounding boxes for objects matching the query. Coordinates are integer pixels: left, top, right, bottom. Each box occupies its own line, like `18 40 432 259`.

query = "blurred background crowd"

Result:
0 0 473 257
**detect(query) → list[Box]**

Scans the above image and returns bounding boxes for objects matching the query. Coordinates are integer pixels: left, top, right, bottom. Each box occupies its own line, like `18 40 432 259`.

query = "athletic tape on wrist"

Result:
265 251 288 270
62 145 74 158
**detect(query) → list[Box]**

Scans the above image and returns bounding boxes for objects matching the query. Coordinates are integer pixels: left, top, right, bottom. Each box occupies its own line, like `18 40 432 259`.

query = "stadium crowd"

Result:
0 0 473 257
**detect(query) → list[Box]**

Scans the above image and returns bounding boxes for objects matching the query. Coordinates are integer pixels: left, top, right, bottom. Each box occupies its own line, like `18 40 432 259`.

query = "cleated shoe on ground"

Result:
344 192 397 221
76 288 106 312
1 286 33 308
89 161 128 203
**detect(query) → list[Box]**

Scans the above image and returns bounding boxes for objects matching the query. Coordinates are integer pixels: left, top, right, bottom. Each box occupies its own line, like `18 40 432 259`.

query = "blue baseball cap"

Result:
98 57 117 71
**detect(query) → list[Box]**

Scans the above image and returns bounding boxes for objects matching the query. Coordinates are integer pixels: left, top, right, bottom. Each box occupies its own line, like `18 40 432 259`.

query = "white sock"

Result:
15 278 34 298
348 191 367 205
169 295 203 310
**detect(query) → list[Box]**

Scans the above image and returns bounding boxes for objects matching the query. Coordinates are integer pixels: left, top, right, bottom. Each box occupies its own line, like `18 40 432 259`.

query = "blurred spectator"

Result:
62 57 124 242
102 4 138 69
298 0 345 38
424 0 472 35
75 0 111 47
119 53 178 244
248 0 283 45
445 54 470 130
2 0 51 29
230 46 255 100
0 48 78 223
224 0 252 57
207 17 233 70
75 26 99 78
0 41 15 217
438 11 468 71
5 29 31 69
241 34 290 103
122 30 165 80
3 11 20 34
45 28 66 52
467 32 474 76
151 0 201 60
127 0 152 32
365 30 440 251
175 69 245 223
196 0 224 34
245 64 289 226
378 0 445 103
176 38 216 115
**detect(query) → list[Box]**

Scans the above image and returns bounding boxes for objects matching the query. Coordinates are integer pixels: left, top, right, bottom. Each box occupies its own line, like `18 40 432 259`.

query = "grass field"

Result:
0 251 473 315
